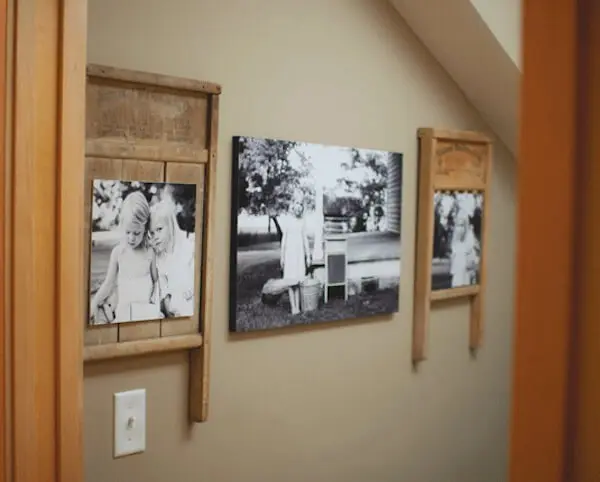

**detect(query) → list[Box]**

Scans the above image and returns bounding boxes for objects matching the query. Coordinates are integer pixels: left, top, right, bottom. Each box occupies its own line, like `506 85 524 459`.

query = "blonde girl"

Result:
450 211 478 288
90 191 161 323
280 200 311 315
149 199 195 318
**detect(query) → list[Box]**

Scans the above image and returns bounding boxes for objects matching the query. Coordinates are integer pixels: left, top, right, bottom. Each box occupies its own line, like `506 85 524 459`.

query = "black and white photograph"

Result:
431 190 483 291
230 135 403 332
88 179 197 325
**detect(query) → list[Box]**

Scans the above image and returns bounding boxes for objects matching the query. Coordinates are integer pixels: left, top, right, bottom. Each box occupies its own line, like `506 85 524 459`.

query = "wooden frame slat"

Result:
85 140 209 164
189 94 219 422
87 63 222 95
469 142 492 349
412 130 435 362
420 128 491 144
430 284 479 301
84 334 203 362
413 128 492 363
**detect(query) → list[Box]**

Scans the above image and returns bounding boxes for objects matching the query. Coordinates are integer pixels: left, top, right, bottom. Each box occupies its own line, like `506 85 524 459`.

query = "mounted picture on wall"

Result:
88 179 197 325
230 135 403 332
431 190 483 291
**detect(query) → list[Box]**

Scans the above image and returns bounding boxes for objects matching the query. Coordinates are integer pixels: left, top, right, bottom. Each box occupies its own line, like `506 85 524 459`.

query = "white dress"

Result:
115 246 162 322
282 217 307 282
156 236 195 318
450 237 477 288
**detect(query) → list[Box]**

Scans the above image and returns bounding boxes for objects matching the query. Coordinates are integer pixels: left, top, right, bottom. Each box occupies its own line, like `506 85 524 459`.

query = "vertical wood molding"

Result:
56 0 86 480
0 0 7 479
3 0 13 477
568 0 600 479
509 0 578 480
12 0 60 480
10 0 86 480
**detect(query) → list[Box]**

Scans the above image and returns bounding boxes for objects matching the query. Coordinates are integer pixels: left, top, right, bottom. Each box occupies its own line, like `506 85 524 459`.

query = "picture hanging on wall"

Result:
230 135 403 333
431 191 483 291
88 179 197 325
412 127 492 363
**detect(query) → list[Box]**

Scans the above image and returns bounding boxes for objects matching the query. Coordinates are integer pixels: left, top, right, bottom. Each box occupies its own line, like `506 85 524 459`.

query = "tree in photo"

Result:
91 180 195 235
334 148 389 231
237 137 302 241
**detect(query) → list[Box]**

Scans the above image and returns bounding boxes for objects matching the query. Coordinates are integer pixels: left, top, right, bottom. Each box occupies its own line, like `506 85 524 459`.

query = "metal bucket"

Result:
300 278 321 312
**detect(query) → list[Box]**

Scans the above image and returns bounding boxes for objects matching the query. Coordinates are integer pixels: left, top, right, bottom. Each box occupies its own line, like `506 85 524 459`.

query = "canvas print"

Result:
431 191 483 291
89 179 197 325
230 135 403 332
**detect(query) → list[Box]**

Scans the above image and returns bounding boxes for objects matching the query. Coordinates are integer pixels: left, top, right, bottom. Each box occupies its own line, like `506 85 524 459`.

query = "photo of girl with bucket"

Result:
231 135 403 332
280 200 311 315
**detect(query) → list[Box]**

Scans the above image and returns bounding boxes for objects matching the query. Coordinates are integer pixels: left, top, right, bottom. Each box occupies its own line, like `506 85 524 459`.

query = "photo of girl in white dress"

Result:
231 135 403 333
280 201 311 315
431 191 483 290
88 180 197 325
449 211 480 288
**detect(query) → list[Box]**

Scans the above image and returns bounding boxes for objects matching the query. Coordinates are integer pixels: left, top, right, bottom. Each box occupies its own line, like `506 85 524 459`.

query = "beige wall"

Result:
85 1 516 481
471 0 522 68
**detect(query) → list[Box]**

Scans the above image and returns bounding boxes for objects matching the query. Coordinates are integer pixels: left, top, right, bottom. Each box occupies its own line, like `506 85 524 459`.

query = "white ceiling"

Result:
389 0 521 155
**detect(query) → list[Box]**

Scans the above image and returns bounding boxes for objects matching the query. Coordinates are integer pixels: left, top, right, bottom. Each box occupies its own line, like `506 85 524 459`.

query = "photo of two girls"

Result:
88 180 197 325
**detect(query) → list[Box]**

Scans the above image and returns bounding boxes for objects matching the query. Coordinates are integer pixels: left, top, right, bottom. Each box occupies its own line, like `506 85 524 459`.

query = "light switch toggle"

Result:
127 416 136 430
114 389 146 458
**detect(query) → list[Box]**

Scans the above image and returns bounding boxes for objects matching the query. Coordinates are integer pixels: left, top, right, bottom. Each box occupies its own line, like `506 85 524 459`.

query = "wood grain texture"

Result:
190 94 219 422
4 1 14 478
509 0 578 480
469 143 493 351
412 132 435 363
83 65 219 425
87 63 222 95
418 127 491 144
413 128 492 363
84 334 203 362
0 0 6 479
11 0 59 480
117 159 164 342
161 162 205 337
565 1 600 480
430 285 479 301
86 77 209 152
432 141 488 190
85 140 209 164
56 0 86 480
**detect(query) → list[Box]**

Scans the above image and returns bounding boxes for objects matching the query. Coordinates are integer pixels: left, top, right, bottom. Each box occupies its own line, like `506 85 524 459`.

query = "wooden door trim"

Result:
9 0 85 481
565 0 600 479
57 0 86 480
0 0 6 480
509 0 579 480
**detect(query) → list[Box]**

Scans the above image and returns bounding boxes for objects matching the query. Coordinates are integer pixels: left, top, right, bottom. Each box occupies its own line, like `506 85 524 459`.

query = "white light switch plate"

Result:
113 389 146 458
